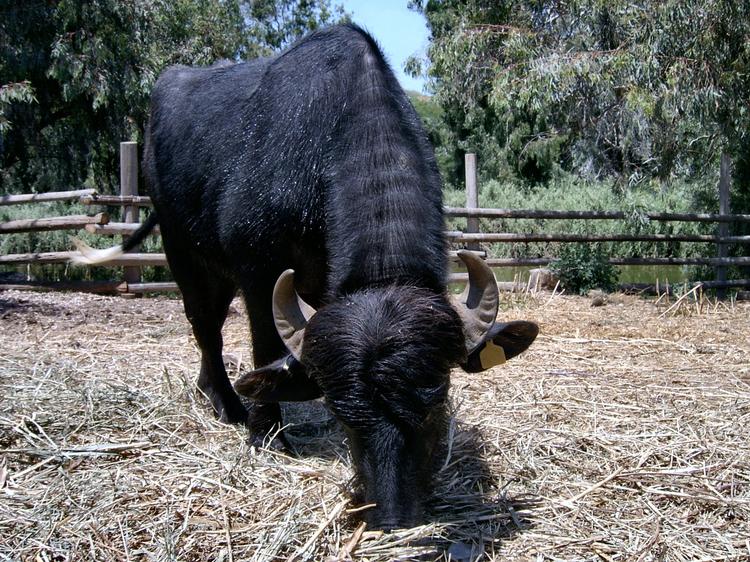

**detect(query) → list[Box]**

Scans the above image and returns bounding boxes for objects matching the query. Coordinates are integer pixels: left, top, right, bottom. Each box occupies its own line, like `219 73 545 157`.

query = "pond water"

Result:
616 265 690 284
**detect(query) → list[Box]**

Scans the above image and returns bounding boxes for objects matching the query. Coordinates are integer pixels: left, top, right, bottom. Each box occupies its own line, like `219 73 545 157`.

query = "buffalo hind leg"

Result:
185 282 248 424
165 244 248 425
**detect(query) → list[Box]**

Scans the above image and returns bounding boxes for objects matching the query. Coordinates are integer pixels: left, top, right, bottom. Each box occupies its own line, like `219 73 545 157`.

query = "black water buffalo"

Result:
75 24 538 529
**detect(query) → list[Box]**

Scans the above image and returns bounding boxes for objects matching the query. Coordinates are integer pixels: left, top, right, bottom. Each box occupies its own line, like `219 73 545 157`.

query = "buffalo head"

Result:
235 251 537 529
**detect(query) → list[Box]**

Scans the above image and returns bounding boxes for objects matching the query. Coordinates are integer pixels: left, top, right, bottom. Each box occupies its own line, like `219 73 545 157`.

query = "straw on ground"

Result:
1 289 748 560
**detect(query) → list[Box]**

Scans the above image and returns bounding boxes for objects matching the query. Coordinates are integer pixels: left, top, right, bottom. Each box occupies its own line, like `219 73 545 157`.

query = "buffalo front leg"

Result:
192 324 249 425
185 293 249 424
242 289 292 450
165 247 248 424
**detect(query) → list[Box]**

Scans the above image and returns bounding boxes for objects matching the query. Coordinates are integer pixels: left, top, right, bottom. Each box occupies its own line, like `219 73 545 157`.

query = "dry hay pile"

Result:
1 288 748 561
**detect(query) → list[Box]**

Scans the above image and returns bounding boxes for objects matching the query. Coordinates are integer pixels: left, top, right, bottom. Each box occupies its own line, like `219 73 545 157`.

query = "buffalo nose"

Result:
366 512 422 532
373 520 403 533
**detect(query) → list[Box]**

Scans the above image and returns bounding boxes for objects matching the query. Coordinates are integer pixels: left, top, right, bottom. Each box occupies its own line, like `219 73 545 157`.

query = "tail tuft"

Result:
70 236 125 265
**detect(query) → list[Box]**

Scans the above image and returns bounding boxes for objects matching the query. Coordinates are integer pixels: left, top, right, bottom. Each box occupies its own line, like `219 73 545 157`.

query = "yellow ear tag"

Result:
479 340 507 369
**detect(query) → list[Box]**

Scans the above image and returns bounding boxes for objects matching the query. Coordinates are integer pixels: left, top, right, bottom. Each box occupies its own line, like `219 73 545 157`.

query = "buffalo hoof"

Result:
248 429 292 453
197 382 250 425
216 402 250 425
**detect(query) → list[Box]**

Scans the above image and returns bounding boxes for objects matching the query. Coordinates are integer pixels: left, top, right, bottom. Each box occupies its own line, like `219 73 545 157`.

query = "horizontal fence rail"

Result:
0 251 168 266
0 250 479 266
0 213 108 234
444 206 750 223
446 231 750 244
80 193 154 207
625 278 750 290
0 189 96 206
85 222 162 236
0 280 125 293
483 257 750 267
609 256 750 266
0 280 180 294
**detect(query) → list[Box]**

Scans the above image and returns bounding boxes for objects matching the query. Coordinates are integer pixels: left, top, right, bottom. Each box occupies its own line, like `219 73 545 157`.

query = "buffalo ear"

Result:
234 356 322 402
460 320 539 373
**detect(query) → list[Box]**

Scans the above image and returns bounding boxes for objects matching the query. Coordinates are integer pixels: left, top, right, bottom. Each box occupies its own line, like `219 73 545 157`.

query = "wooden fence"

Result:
1 145 749 295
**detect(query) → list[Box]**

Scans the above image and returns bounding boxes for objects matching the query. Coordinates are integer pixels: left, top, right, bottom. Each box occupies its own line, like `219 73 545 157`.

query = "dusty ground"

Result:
1 288 748 561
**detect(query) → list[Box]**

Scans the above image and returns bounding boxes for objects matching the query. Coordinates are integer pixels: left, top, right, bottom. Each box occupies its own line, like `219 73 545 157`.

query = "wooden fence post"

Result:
717 152 731 298
465 153 480 251
120 141 140 292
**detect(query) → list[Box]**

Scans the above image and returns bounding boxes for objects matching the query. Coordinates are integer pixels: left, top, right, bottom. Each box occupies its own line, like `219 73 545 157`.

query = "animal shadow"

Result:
422 420 539 560
274 400 537 560
0 293 69 320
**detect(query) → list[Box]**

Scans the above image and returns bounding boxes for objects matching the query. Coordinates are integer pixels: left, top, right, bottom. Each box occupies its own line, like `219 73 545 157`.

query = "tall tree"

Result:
0 0 345 195
409 0 750 197
242 0 347 54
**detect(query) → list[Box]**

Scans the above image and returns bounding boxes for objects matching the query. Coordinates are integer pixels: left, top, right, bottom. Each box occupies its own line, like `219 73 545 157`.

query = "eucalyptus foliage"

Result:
0 80 35 134
409 0 750 194
0 0 345 195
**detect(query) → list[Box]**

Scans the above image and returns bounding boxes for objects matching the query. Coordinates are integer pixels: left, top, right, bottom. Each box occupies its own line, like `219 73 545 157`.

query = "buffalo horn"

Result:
272 269 317 361
451 250 500 354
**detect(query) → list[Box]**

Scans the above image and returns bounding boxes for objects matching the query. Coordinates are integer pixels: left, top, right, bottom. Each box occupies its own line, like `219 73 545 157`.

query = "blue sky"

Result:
339 0 429 93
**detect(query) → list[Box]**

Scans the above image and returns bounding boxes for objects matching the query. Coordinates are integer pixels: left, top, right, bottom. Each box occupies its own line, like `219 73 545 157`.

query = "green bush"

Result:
549 244 618 295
